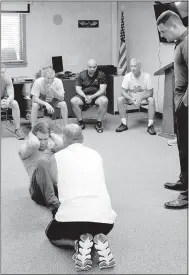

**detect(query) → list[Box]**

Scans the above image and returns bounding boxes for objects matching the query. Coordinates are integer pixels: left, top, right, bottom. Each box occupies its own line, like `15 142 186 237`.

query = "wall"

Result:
7 1 112 78
118 1 175 113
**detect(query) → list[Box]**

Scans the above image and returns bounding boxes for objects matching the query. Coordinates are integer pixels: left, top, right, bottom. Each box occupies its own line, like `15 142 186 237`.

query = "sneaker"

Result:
94 233 115 270
78 121 85 130
167 138 177 146
95 121 103 133
73 233 93 271
147 125 156 135
15 128 25 140
115 123 128 132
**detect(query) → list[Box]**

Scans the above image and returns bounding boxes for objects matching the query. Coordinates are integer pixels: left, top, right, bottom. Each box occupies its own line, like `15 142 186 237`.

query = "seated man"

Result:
1 64 25 139
18 121 63 213
115 58 156 135
71 58 108 133
30 67 68 129
45 124 117 271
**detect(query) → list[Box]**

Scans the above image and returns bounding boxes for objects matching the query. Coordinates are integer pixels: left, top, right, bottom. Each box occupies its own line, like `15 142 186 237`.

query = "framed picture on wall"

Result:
78 20 99 28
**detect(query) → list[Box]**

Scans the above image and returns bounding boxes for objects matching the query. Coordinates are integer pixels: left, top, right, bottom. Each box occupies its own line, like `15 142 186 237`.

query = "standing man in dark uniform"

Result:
71 59 108 133
157 10 188 209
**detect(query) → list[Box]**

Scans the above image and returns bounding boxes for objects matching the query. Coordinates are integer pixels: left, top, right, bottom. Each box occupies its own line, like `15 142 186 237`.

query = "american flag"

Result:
118 9 127 75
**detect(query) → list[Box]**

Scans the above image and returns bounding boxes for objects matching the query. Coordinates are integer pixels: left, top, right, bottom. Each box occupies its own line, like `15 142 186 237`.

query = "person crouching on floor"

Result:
45 124 117 271
18 121 64 214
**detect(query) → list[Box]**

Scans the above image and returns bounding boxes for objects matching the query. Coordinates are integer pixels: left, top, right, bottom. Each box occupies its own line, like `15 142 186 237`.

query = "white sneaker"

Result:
94 233 115 270
167 138 177 146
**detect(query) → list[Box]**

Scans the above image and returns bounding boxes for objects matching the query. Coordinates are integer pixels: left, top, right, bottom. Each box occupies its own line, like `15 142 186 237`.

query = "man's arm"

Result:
76 85 87 100
51 79 65 101
121 88 135 102
90 84 107 100
18 132 40 160
50 132 63 148
181 40 188 107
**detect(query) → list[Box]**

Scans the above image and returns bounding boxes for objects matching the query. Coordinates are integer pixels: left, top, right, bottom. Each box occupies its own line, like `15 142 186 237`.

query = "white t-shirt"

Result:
54 143 117 224
122 72 153 98
31 77 65 102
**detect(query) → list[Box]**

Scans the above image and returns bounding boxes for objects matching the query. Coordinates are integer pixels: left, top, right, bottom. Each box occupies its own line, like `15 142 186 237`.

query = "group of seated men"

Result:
1 57 157 136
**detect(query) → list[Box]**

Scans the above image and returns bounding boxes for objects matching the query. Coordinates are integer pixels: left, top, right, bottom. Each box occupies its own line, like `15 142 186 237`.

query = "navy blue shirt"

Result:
76 70 107 95
174 30 188 110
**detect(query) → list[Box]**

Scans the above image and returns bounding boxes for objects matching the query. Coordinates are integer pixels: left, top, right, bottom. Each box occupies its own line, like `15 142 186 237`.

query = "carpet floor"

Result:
1 112 188 274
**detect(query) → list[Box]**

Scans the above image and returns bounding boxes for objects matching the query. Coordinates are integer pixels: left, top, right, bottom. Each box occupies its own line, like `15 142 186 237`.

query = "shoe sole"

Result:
94 233 115 270
115 128 128 132
164 204 188 209
75 234 93 271
164 185 187 191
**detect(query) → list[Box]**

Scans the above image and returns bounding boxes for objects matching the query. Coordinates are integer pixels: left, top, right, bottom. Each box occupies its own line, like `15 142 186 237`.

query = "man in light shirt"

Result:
30 67 68 129
19 121 63 213
45 124 117 271
115 58 156 135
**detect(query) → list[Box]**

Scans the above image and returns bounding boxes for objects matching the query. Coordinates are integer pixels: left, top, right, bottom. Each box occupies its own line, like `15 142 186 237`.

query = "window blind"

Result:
1 13 25 64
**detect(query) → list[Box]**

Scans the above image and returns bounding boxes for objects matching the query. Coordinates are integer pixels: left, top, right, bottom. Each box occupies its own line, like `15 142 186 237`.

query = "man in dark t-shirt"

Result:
157 11 188 209
71 59 108 133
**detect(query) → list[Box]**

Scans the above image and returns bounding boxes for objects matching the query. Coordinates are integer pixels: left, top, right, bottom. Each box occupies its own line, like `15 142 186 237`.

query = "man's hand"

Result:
132 95 142 108
1 98 9 109
85 96 93 104
45 102 54 114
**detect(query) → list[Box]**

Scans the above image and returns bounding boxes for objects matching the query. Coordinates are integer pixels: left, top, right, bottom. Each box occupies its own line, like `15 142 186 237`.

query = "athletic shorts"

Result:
75 95 106 111
45 219 114 241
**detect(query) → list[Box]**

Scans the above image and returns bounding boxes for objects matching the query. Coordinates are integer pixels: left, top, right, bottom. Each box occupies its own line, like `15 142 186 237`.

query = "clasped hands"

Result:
85 95 93 104
131 96 142 108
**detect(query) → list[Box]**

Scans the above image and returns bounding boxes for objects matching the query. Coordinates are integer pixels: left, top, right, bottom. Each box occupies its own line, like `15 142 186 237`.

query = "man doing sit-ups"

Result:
18 121 63 213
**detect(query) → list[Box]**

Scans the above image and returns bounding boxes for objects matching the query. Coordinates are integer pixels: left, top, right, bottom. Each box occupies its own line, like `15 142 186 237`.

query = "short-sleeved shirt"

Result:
31 77 65 103
174 30 188 110
122 72 153 98
76 70 107 95
1 73 14 99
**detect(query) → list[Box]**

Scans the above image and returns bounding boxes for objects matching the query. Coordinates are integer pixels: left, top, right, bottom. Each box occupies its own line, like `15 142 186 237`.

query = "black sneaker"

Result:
115 123 128 132
78 121 85 130
95 121 103 133
147 125 156 135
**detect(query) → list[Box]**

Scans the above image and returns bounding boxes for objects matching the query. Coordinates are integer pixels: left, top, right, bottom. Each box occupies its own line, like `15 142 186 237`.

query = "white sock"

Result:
121 118 127 125
148 119 153 127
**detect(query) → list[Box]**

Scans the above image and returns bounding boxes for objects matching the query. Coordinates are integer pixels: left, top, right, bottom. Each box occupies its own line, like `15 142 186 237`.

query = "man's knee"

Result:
97 96 108 108
57 101 67 110
117 96 125 105
10 100 19 109
148 97 155 105
71 96 81 107
32 102 40 111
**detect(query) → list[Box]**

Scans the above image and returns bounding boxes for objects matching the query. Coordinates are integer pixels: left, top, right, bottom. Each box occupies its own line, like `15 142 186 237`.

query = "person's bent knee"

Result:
37 158 49 168
58 101 67 109
148 97 155 105
71 96 81 107
32 102 40 110
10 100 19 109
117 96 125 104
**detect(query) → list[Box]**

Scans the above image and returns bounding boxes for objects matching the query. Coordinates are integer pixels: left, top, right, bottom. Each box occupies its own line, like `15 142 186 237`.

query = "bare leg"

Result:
9 100 21 129
71 96 83 121
31 102 40 128
57 101 68 127
147 97 156 122
95 96 108 121
117 96 127 121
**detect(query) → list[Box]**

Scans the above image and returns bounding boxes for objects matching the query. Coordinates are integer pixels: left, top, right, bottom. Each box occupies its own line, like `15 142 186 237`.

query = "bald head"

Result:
62 124 84 145
87 58 98 76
